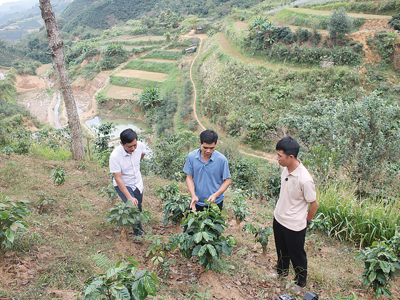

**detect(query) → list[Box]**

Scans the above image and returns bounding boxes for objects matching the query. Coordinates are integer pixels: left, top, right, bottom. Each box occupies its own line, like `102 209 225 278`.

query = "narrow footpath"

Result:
188 34 276 163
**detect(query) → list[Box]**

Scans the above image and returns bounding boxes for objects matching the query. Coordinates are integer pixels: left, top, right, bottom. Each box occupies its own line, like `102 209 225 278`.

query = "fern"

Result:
91 253 116 271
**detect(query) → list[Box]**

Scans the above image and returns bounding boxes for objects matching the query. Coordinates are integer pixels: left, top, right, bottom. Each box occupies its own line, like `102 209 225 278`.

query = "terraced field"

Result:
114 69 168 82
106 85 142 99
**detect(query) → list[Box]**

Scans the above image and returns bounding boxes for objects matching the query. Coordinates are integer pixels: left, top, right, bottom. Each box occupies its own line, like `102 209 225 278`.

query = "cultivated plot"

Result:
115 70 168 82
106 85 143 99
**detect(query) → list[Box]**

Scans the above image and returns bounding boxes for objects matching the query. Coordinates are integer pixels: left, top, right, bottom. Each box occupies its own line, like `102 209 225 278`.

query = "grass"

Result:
30 144 72 161
124 60 176 73
143 49 183 61
110 75 162 89
315 184 400 248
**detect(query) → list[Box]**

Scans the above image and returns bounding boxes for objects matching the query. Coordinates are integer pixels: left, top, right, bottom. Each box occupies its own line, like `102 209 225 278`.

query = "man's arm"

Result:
114 172 138 206
186 174 199 211
307 199 319 222
208 178 231 203
141 153 145 160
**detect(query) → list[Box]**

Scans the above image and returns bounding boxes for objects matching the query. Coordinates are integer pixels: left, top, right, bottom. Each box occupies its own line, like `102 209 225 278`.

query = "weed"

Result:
50 166 67 185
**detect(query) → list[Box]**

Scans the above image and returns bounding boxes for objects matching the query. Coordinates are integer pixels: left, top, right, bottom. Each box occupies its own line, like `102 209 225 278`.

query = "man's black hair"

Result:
200 129 218 144
120 129 137 144
276 136 300 158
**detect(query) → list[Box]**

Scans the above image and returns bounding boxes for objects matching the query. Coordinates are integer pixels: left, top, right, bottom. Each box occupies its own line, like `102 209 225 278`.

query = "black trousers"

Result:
273 218 307 287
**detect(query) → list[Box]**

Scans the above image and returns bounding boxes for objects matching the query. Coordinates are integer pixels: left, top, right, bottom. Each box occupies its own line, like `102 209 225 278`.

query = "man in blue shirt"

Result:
183 130 231 211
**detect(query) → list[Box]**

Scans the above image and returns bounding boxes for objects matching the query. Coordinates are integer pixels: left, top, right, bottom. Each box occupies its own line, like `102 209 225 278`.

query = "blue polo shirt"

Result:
183 149 231 206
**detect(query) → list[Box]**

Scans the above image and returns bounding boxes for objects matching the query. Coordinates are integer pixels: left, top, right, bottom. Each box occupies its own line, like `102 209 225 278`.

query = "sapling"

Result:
243 222 273 257
105 200 151 241
175 202 237 271
157 182 191 228
80 257 160 300
228 190 249 226
0 196 30 264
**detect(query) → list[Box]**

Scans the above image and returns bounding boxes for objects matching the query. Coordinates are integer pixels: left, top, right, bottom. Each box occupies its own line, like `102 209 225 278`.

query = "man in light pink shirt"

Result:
273 136 319 289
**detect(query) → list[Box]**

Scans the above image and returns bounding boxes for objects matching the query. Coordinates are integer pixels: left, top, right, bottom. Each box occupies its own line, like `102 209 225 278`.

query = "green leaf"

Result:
368 271 376 282
194 232 203 243
106 267 122 279
202 232 211 242
5 228 15 244
10 222 26 232
206 244 217 257
379 261 391 274
137 280 148 300
198 245 207 257
143 274 157 296
192 244 202 256
376 273 386 285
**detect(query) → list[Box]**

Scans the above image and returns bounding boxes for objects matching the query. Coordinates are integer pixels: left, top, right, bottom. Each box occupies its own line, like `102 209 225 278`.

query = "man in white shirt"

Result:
109 129 147 236
273 136 319 290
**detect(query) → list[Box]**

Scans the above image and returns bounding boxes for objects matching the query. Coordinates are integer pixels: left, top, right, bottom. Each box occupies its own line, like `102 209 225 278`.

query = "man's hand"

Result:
208 193 217 203
127 197 138 207
190 197 198 211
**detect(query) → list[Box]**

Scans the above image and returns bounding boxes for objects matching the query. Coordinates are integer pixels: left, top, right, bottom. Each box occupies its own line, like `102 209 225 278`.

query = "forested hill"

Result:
61 0 158 32
61 0 263 32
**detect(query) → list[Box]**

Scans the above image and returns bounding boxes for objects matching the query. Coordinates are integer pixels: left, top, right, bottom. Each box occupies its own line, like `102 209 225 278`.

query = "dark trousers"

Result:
273 218 307 287
115 186 143 236
183 201 223 232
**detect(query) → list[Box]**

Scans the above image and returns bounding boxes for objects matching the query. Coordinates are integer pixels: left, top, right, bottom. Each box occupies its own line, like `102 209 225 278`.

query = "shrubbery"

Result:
283 93 400 194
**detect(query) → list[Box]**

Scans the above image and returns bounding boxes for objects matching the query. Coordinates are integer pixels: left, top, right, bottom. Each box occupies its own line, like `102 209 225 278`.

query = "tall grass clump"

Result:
30 144 72 161
312 184 400 248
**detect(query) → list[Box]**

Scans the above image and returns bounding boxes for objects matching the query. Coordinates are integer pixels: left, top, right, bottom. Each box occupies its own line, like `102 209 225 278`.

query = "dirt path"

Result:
188 33 276 163
286 7 392 19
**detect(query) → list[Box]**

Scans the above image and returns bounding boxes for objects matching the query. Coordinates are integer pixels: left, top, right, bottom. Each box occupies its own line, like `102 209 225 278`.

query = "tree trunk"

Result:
121 225 128 241
39 0 85 160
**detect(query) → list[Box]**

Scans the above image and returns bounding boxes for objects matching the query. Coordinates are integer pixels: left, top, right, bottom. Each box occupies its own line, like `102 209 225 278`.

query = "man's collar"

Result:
195 149 215 161
120 144 131 156
289 160 302 176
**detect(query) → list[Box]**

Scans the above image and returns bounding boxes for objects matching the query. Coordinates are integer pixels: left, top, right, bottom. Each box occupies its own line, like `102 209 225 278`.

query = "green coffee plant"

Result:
156 181 180 202
176 203 237 271
228 190 249 225
146 236 166 266
80 257 160 300
356 237 400 299
158 182 191 226
0 196 30 262
243 223 273 257
99 184 118 202
106 200 151 239
50 166 66 185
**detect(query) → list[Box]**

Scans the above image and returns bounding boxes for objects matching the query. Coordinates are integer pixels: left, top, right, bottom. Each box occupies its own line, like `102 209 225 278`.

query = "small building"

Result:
195 26 203 34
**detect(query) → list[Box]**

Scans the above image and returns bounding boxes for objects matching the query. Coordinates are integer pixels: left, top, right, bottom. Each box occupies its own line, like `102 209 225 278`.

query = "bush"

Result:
175 203 237 271
283 93 400 193
228 190 249 224
0 196 30 262
328 7 353 44
356 233 400 299
106 200 151 240
80 257 160 300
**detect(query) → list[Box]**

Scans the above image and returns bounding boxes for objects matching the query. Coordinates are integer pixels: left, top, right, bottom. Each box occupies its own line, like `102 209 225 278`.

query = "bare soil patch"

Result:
234 21 249 31
115 69 168 82
359 18 393 31
15 74 47 93
106 85 142 99
36 64 51 76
